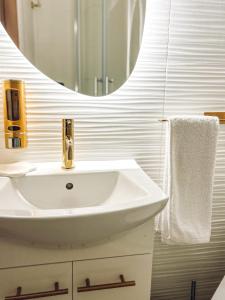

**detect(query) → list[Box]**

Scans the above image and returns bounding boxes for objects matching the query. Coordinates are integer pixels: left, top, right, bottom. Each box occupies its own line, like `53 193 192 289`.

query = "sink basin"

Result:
0 160 168 246
13 171 148 210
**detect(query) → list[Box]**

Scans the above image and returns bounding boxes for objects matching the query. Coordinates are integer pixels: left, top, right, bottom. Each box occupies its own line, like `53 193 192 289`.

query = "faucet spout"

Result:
62 119 74 169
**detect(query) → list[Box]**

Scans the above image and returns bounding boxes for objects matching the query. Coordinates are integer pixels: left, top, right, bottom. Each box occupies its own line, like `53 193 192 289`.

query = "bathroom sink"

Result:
13 171 147 210
0 160 168 246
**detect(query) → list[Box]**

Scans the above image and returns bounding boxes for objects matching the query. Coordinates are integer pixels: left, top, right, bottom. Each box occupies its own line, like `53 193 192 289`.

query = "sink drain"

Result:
66 183 74 190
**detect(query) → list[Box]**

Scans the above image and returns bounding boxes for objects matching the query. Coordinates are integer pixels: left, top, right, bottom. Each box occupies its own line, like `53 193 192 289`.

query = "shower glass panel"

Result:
76 0 146 96
76 0 103 96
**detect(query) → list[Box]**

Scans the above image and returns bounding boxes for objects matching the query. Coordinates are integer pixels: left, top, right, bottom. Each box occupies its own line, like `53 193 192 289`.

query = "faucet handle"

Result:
63 119 74 137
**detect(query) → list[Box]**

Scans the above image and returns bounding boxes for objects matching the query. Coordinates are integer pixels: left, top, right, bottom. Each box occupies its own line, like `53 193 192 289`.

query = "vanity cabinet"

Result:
0 159 161 299
73 255 152 300
0 254 152 300
0 220 155 299
0 263 72 300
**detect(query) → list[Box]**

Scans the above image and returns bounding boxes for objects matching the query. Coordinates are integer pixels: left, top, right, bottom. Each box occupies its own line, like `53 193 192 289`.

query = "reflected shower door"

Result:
75 0 103 96
76 0 146 96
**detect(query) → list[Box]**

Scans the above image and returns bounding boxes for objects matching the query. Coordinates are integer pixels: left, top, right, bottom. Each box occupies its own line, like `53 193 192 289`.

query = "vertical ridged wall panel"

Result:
1 0 225 299
152 0 225 299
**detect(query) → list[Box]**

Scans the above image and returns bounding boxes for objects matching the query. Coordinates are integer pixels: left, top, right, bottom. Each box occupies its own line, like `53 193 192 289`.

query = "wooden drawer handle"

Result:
5 282 69 300
77 274 136 293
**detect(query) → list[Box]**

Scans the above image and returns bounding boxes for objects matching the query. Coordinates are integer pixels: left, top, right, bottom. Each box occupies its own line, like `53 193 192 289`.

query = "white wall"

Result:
152 0 225 299
1 0 225 299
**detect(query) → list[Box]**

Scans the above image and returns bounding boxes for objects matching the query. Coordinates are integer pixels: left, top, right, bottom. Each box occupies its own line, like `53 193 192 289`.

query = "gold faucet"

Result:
62 119 74 169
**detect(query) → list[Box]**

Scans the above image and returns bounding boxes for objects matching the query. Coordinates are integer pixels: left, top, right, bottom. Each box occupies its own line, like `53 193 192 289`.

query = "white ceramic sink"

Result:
0 160 168 246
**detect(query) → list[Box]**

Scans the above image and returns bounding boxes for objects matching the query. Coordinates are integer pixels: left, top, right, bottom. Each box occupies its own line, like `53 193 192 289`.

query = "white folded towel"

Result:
158 116 219 244
0 162 36 177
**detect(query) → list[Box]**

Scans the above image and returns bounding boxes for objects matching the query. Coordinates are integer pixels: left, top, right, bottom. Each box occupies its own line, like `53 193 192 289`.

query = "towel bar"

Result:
159 112 224 124
204 112 225 124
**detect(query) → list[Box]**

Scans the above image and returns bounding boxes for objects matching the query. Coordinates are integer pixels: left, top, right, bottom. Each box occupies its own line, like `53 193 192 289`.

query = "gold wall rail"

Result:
204 112 225 124
159 113 225 124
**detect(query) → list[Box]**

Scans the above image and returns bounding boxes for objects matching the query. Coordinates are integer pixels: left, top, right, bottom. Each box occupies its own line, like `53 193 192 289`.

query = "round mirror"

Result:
0 0 146 96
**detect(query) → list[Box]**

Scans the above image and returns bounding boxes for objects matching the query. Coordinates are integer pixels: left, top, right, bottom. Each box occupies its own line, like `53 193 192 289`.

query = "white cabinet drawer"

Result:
0 263 72 300
73 254 152 300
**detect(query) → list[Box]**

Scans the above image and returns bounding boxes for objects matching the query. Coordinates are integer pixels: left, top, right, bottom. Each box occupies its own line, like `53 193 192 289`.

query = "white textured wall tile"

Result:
0 0 170 183
1 0 225 299
151 0 225 299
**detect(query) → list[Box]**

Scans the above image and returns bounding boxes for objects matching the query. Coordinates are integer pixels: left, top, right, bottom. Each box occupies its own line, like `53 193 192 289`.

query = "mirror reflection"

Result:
0 0 146 96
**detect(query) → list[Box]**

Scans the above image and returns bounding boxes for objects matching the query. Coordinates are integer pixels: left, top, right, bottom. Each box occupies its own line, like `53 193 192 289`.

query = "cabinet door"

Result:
0 262 72 300
73 254 152 300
